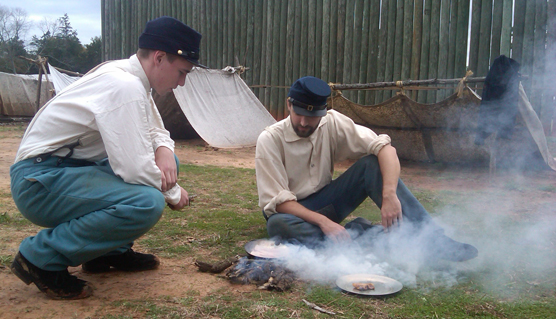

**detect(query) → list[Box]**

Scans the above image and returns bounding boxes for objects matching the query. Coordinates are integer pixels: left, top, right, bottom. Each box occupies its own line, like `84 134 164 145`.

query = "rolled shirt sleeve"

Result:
255 131 297 216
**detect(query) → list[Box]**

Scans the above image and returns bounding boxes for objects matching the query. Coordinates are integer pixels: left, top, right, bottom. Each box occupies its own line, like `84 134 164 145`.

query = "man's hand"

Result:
155 146 177 192
376 144 403 231
381 192 402 231
168 187 192 210
318 218 352 243
276 201 351 243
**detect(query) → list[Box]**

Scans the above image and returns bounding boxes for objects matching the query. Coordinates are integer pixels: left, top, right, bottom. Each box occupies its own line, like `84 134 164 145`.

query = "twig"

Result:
302 299 336 315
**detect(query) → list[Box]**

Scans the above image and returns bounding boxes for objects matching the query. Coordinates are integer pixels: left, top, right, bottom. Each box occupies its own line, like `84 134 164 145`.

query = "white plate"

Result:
244 239 292 259
336 274 403 296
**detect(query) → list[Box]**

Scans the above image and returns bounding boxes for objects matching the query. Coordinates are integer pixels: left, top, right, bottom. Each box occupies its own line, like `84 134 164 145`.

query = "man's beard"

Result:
292 123 318 138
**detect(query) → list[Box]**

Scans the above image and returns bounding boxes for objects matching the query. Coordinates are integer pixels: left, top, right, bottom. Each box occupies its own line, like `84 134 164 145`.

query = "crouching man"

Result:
10 16 206 299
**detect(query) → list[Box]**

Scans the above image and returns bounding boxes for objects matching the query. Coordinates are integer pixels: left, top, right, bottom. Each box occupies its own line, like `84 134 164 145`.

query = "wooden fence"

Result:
101 0 555 128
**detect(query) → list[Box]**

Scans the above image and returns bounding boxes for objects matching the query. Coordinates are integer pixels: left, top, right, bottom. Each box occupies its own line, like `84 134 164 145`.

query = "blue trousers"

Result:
10 156 171 271
266 155 440 245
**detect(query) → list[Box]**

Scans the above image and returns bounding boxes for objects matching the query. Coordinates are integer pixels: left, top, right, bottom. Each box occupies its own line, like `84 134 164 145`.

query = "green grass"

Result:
0 124 27 134
4 163 555 318
118 164 556 319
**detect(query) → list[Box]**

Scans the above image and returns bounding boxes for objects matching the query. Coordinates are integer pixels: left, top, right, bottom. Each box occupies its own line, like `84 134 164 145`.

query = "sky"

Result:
6 0 102 45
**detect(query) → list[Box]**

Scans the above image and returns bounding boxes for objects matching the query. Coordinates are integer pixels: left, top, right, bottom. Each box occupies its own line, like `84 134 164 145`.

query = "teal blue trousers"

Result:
10 156 170 271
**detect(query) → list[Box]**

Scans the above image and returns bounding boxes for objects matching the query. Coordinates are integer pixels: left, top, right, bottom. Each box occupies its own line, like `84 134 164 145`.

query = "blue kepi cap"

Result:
288 76 331 117
139 16 207 68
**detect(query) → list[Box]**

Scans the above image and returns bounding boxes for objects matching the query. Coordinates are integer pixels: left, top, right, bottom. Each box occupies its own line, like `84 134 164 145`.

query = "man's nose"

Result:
300 116 309 126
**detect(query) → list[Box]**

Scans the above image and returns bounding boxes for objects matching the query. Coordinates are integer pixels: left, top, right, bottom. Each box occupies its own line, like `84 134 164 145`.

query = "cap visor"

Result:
188 59 208 69
292 105 327 117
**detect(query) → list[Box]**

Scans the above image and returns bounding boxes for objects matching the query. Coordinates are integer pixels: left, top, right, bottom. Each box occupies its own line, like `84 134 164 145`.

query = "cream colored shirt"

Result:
255 109 391 216
15 55 182 205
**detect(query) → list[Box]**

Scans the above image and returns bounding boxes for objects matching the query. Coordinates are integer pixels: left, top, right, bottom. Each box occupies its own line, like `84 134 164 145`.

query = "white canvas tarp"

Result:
173 68 276 148
48 63 79 94
0 72 51 116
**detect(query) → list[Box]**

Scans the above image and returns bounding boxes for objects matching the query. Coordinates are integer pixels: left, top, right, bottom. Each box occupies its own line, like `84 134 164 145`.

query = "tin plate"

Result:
336 274 403 296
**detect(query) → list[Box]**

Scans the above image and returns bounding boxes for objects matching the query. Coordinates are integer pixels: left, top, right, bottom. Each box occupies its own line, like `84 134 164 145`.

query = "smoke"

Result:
273 220 469 290
271 196 556 297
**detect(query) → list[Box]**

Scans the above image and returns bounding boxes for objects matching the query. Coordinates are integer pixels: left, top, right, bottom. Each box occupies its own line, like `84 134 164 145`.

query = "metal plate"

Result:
244 239 292 259
336 274 403 296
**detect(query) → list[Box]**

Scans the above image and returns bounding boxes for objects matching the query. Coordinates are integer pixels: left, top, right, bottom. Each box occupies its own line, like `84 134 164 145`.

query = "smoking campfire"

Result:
194 255 296 291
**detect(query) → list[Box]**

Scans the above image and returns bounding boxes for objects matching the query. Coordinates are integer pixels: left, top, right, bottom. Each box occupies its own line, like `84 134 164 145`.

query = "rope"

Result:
456 70 474 97
395 80 406 96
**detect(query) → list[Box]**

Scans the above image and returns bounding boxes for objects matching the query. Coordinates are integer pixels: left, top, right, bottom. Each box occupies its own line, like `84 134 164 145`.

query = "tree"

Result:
30 13 84 73
79 36 102 72
0 5 32 73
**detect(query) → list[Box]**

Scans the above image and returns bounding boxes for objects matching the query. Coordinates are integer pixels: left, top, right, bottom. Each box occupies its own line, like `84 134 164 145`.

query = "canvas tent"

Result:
48 63 80 93
0 72 51 117
172 67 276 148
26 65 276 148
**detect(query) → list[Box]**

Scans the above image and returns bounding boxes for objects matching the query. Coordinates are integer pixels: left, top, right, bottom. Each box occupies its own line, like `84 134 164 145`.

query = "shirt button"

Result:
311 164 315 167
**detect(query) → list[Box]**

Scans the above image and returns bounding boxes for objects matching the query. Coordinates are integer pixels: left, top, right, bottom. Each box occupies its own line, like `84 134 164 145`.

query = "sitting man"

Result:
10 16 204 300
255 76 478 261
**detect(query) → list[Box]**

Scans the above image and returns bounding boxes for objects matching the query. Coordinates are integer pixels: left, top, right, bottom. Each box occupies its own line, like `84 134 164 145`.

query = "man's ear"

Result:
153 50 166 66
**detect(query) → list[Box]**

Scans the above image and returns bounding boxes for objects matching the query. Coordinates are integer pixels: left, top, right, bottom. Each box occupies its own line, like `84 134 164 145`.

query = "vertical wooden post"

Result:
375 0 389 104
342 0 354 102
427 0 440 103
366 0 380 104
385 0 397 99
392 0 404 85
336 0 346 82
270 0 281 117
401 0 413 81
315 0 324 79
437 0 450 101
278 0 288 118
499 0 512 58
328 0 338 81
411 0 423 101
544 0 556 134
446 0 458 80
358 0 370 104
454 0 470 78
35 58 43 112
531 0 547 118
476 0 493 77
320 0 330 82
468 0 482 75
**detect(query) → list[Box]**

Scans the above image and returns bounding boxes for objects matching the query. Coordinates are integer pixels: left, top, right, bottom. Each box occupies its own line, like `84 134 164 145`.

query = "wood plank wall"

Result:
102 0 554 128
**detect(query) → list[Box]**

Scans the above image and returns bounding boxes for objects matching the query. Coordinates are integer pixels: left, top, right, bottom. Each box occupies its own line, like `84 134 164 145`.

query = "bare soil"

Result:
1 130 555 318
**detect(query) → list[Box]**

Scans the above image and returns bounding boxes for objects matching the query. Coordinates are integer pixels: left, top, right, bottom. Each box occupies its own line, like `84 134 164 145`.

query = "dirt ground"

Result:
0 129 555 318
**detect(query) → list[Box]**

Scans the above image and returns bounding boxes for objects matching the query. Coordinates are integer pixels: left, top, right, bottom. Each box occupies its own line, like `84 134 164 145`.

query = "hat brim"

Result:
187 59 208 69
292 105 327 117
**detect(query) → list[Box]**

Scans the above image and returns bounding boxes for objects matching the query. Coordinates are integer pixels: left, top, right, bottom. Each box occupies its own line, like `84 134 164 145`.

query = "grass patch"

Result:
3 163 554 318
127 164 556 318
538 184 556 192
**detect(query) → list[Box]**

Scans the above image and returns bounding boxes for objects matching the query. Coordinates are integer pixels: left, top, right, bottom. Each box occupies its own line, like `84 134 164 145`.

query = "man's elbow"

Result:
380 144 397 157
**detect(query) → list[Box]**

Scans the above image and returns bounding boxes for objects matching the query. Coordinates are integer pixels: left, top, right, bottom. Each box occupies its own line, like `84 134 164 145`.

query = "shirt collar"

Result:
283 113 329 142
128 54 152 93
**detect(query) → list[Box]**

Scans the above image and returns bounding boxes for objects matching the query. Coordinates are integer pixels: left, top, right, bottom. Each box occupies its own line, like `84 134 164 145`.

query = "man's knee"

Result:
132 187 165 229
266 214 291 238
358 154 379 168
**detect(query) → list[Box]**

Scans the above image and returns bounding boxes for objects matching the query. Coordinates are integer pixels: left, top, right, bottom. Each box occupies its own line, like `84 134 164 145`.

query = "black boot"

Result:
430 235 478 262
82 249 160 273
11 252 93 300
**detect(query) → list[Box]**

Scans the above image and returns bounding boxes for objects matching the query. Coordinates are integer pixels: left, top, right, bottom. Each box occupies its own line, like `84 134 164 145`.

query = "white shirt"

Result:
15 55 182 205
255 109 391 217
